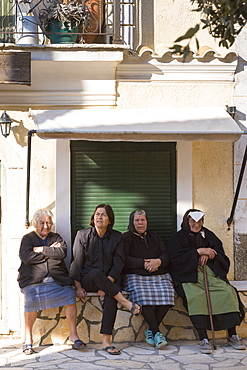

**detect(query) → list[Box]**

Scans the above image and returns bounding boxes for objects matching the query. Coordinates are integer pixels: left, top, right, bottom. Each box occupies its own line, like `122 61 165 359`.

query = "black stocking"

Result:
142 305 171 335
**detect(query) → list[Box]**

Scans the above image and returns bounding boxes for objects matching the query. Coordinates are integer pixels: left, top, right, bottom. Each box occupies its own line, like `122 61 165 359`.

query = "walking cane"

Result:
203 263 217 349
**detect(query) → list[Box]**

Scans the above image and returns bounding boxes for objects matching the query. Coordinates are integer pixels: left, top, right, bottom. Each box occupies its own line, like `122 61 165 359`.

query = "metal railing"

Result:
0 0 135 46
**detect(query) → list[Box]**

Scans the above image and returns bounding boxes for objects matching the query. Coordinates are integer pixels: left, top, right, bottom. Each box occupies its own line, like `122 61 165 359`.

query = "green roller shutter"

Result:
71 141 176 244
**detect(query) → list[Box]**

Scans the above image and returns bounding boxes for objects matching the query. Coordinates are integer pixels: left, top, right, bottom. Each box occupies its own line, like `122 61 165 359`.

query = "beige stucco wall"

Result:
192 141 234 279
117 81 233 109
139 0 233 54
0 110 56 335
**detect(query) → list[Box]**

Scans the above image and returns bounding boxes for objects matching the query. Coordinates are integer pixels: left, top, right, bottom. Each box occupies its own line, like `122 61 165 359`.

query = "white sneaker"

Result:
228 335 246 350
199 338 213 354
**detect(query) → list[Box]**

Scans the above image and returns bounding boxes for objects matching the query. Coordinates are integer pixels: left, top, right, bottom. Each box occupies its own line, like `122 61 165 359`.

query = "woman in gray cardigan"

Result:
18 208 85 355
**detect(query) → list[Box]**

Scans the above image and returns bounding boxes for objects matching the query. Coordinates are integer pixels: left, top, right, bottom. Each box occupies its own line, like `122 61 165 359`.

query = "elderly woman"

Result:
18 208 85 355
70 204 141 355
122 210 174 349
168 209 245 354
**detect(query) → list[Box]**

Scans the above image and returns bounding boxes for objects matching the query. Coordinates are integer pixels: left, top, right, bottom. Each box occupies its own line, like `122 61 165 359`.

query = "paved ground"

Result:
1 338 247 369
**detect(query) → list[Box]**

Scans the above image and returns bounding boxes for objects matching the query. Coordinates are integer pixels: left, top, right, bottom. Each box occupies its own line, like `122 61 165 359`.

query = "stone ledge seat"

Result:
32 282 247 346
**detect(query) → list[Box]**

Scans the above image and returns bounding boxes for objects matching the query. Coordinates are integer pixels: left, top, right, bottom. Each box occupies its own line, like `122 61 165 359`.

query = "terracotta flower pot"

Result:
82 0 104 43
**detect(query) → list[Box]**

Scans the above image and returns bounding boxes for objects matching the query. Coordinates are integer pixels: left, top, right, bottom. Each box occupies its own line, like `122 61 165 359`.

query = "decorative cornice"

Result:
117 47 238 82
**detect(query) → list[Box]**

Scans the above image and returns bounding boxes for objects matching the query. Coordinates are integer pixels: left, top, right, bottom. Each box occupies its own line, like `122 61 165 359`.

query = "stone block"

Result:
33 318 57 345
77 319 89 344
164 309 191 327
136 323 148 342
114 309 131 329
114 327 135 342
130 313 144 334
90 296 104 311
83 301 102 322
173 297 187 313
50 317 70 345
214 330 226 339
168 326 196 341
239 292 247 307
159 322 168 336
236 320 247 338
89 323 103 343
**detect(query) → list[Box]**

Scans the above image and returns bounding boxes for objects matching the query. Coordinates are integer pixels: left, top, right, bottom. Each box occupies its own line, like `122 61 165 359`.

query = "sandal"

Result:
102 345 121 355
23 344 34 355
71 339 87 350
130 302 142 316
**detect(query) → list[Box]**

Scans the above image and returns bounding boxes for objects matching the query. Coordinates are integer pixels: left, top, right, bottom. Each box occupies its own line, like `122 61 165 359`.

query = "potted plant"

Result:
38 0 91 44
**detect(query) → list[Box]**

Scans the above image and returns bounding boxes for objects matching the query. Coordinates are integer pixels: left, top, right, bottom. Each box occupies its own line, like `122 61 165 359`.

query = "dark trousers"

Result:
81 269 120 335
142 305 172 335
196 327 237 341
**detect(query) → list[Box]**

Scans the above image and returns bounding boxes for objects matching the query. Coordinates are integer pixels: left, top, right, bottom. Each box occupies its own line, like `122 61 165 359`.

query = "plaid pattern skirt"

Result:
22 277 76 312
122 273 175 306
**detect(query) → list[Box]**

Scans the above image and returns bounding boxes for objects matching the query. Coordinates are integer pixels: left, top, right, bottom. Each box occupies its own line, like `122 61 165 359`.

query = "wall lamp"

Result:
226 105 236 119
0 111 12 137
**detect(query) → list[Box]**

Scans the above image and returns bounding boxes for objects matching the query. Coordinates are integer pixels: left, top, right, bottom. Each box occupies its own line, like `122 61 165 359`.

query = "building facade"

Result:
0 0 246 339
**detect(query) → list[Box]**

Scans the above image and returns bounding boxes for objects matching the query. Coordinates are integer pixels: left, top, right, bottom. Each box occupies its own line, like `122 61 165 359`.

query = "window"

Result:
71 141 176 244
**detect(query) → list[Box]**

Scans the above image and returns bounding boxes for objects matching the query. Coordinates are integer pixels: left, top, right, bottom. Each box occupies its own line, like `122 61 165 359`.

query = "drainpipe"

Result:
227 141 247 230
25 130 36 228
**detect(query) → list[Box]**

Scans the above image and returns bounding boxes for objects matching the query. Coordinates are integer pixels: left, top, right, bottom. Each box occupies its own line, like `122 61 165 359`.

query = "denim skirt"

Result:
22 277 76 312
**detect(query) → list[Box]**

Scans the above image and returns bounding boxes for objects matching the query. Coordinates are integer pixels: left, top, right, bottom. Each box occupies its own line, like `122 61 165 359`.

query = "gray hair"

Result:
133 210 146 217
32 208 54 227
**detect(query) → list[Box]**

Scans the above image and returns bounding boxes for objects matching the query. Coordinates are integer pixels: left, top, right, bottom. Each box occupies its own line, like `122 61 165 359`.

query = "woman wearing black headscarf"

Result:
122 210 174 349
168 208 245 354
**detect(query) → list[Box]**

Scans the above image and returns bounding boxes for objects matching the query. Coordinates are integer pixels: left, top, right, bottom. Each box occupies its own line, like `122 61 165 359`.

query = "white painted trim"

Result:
117 60 237 82
230 281 247 291
56 140 71 266
177 142 192 230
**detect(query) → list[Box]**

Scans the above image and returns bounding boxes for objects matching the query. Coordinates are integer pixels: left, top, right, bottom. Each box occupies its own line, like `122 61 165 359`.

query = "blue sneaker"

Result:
154 332 167 349
144 329 155 346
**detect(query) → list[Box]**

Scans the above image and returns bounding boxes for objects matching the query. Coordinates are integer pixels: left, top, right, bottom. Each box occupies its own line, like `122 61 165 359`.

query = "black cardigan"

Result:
17 231 73 289
122 230 170 275
70 227 124 283
168 227 230 285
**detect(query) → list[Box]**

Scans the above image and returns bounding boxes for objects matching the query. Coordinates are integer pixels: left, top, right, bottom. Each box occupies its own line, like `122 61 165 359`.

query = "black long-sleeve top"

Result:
122 230 170 275
168 227 230 285
17 231 73 289
70 227 124 283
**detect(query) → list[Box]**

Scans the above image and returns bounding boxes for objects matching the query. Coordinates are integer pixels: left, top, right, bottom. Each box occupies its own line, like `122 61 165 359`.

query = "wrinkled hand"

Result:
144 258 161 273
75 287 86 299
197 247 217 259
198 254 209 266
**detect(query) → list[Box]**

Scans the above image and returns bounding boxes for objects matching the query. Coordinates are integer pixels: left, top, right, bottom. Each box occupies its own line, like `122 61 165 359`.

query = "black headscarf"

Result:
181 208 208 249
127 210 149 248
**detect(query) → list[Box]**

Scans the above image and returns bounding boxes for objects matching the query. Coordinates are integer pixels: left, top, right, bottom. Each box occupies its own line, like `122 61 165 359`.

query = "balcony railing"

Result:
0 0 135 47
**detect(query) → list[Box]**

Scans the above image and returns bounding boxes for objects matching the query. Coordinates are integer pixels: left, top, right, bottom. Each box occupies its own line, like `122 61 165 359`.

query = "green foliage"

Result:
170 0 247 58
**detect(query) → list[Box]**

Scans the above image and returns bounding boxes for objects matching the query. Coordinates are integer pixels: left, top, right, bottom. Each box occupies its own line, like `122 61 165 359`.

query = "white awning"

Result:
31 107 243 142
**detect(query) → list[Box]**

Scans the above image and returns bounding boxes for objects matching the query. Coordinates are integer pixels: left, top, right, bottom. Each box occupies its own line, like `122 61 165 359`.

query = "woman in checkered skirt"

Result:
122 210 175 349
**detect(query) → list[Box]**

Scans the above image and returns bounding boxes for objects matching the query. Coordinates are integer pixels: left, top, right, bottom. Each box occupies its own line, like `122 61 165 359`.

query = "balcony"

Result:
0 0 135 48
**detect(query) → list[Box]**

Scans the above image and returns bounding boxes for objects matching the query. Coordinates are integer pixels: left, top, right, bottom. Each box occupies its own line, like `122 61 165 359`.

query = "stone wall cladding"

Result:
32 293 247 346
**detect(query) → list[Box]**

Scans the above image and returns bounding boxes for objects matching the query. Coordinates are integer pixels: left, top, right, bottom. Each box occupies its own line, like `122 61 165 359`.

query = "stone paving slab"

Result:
0 338 247 369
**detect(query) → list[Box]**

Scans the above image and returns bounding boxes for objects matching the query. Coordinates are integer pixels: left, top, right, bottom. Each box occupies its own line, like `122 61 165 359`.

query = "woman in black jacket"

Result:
168 209 245 354
122 210 174 349
70 204 141 355
18 208 85 355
